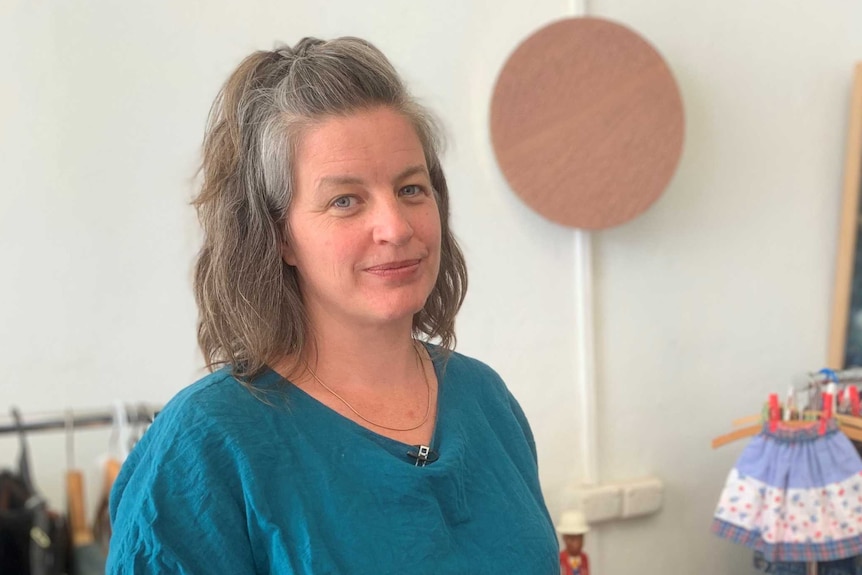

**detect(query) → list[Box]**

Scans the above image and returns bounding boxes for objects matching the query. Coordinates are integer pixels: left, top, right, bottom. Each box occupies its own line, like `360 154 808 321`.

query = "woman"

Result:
108 36 558 574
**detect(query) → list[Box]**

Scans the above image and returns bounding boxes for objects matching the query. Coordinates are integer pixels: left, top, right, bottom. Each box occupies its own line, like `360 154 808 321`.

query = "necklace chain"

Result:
304 342 432 432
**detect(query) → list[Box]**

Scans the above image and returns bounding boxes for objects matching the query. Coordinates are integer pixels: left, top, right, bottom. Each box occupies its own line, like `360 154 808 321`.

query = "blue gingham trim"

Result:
712 517 862 562
761 419 841 443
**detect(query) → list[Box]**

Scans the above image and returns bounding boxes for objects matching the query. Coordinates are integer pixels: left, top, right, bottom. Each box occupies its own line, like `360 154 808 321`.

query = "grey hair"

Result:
192 37 468 382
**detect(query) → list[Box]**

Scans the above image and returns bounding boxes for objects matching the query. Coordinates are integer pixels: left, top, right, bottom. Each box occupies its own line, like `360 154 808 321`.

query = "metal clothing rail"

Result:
806 367 862 385
0 404 160 435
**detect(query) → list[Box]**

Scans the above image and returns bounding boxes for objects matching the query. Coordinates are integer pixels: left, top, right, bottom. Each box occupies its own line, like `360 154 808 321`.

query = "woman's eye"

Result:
331 196 355 209
400 185 423 197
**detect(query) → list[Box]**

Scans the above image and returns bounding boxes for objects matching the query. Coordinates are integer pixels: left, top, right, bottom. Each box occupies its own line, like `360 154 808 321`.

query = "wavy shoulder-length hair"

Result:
192 37 468 381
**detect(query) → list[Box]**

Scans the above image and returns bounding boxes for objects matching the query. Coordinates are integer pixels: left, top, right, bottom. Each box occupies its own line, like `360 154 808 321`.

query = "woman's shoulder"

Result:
135 366 287 461
157 366 285 427
163 366 237 411
112 368 286 503
436 347 508 389
433 346 526 414
109 368 268 571
438 347 540 461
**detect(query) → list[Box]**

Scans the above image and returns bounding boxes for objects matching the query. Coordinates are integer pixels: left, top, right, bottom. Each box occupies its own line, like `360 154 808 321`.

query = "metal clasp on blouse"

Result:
407 445 439 467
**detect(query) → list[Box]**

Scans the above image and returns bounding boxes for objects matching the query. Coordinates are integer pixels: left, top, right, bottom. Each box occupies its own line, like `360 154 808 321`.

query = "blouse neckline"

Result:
260 342 447 466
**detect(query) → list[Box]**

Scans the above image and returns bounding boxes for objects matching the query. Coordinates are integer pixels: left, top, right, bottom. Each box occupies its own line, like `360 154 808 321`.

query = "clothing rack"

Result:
0 404 160 435
715 368 862 575
804 367 862 386
802 369 862 575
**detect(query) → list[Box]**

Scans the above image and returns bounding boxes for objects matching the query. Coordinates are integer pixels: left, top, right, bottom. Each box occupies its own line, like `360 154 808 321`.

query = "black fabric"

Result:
0 471 32 574
0 408 70 575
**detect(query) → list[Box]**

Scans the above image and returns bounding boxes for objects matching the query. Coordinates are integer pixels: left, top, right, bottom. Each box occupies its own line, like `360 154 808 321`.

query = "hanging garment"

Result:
753 550 862 574
713 420 862 562
92 458 121 552
0 408 70 575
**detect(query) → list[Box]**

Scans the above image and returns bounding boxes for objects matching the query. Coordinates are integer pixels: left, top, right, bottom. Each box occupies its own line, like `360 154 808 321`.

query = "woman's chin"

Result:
359 297 429 326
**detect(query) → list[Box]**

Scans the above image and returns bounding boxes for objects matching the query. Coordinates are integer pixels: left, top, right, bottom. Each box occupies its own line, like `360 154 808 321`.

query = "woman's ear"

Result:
280 221 298 266
281 240 297 266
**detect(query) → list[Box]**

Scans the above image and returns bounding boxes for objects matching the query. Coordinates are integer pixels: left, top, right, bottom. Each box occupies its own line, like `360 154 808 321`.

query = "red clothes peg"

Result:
848 386 860 417
768 394 780 432
820 392 833 435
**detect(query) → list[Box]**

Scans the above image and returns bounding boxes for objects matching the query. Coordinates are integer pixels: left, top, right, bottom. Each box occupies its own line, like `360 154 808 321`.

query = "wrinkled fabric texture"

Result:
107 348 558 574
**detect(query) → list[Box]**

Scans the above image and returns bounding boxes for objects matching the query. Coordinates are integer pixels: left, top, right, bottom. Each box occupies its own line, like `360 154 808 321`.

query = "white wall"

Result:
2 1 861 573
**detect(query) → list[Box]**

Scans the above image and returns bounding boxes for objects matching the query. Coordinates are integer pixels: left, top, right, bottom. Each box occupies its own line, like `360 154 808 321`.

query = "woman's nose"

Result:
371 198 414 246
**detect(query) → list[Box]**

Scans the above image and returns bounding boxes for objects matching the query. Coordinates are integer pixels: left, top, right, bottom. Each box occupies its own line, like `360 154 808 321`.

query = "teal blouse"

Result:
107 349 558 574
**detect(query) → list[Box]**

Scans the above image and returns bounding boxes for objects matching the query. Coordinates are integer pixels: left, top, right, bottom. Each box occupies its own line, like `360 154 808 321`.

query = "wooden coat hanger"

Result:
65 411 108 571
93 402 133 550
65 411 93 547
711 389 862 448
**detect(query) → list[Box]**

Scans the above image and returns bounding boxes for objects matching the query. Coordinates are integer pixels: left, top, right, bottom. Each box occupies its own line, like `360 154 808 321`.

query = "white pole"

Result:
567 2 601 572
573 230 599 485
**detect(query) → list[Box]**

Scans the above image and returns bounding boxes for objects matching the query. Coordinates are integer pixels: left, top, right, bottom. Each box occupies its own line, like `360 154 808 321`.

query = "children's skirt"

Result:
712 420 862 562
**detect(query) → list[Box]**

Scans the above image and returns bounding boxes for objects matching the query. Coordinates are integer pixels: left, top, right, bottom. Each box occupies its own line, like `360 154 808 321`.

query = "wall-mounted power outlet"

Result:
620 476 664 518
563 476 664 524
567 484 623 523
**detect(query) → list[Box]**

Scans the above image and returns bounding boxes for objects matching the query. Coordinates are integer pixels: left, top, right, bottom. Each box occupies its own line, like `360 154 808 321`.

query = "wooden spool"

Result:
490 17 685 229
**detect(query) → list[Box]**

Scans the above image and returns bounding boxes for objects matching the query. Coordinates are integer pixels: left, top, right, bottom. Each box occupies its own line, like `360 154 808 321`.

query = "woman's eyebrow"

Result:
392 165 430 184
316 164 429 192
316 174 364 191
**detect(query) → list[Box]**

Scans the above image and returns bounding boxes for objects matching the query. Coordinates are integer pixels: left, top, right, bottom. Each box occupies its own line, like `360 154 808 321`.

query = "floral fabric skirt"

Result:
713 420 862 562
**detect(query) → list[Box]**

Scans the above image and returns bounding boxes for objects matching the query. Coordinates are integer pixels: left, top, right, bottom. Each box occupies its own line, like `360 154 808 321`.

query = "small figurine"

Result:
556 510 590 575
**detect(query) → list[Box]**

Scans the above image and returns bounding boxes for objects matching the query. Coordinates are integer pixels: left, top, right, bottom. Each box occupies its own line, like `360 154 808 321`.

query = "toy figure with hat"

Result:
556 510 590 575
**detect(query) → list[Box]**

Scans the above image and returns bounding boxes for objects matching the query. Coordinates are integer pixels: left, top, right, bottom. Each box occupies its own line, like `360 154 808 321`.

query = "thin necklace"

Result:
303 342 432 432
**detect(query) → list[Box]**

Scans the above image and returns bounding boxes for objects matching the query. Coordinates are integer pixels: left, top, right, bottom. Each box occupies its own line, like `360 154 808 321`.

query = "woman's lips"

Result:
365 259 422 277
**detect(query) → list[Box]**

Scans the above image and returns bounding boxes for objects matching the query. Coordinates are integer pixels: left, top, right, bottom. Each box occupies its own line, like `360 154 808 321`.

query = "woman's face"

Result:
283 106 442 332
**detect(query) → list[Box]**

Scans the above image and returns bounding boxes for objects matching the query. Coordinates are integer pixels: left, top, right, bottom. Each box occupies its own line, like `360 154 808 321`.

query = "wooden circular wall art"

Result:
490 17 685 229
